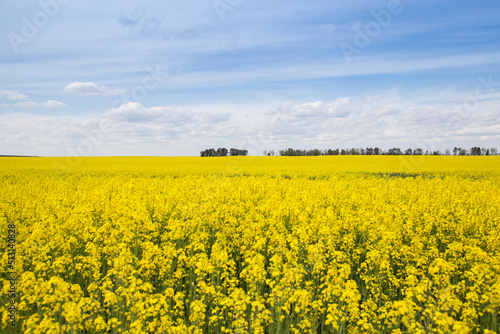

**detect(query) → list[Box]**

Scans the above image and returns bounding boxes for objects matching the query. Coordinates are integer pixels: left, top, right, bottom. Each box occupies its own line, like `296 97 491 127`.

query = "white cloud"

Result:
0 90 30 101
62 82 125 96
270 98 358 119
104 102 231 125
13 101 39 109
1 97 499 157
4 100 68 109
41 100 69 109
372 104 400 116
0 91 66 109
104 102 190 124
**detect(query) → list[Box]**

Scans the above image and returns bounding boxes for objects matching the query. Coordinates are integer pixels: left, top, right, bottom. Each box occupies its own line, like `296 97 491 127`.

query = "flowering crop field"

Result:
1 156 499 333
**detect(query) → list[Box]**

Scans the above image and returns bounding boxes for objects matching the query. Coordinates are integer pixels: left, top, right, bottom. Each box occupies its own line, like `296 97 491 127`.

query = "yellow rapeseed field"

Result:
1 156 499 333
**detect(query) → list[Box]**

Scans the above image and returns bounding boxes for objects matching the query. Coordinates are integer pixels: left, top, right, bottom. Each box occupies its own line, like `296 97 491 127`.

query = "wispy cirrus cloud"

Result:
62 82 126 96
117 10 199 40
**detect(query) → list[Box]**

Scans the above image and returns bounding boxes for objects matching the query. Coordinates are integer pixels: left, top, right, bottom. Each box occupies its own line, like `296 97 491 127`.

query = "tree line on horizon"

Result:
201 146 498 157
263 146 499 156
200 148 248 157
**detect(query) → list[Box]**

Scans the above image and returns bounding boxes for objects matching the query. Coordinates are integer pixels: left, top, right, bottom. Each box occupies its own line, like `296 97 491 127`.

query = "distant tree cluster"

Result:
263 150 276 156
274 147 498 156
278 148 328 156
468 147 497 156
200 148 248 157
278 147 412 156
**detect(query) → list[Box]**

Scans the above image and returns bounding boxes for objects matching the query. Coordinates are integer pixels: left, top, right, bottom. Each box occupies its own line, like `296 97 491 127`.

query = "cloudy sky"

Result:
1 0 499 156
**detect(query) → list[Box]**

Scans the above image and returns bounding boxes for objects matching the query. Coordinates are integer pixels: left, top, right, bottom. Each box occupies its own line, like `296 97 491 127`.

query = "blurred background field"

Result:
1 156 499 175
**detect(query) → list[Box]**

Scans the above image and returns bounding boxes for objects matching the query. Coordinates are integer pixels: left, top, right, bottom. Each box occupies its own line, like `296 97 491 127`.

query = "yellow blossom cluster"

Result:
0 156 499 333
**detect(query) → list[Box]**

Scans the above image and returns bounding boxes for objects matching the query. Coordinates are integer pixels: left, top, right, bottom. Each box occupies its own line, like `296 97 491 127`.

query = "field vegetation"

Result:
1 156 499 333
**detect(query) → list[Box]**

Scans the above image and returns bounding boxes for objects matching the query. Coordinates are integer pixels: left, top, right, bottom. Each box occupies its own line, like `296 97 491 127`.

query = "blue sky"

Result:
1 0 499 156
